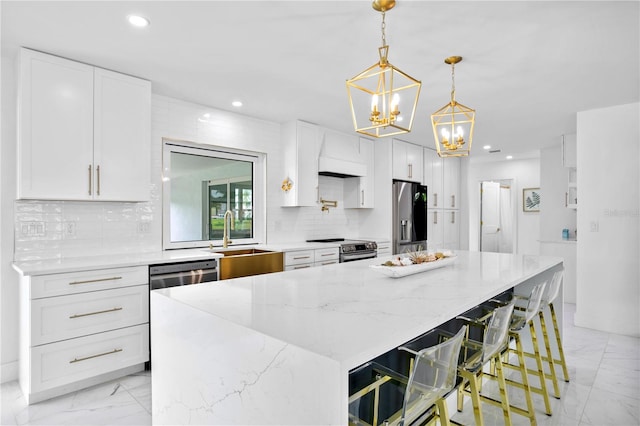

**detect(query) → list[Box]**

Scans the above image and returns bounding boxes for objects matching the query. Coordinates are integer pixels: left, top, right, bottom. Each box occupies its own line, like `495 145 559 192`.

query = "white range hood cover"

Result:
318 156 367 178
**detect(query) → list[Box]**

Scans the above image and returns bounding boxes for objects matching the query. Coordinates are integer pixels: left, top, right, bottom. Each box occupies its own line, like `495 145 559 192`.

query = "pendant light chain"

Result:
450 62 456 103
381 12 387 46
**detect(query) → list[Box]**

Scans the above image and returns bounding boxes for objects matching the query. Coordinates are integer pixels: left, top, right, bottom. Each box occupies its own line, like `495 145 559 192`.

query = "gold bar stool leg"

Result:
530 320 552 415
464 370 485 426
539 310 561 398
495 356 513 425
514 332 537 424
550 302 570 382
436 398 452 426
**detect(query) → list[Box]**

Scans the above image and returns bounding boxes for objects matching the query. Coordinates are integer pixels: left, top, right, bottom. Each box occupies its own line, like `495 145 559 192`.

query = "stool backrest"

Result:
524 282 547 323
482 300 515 364
544 270 564 305
400 325 467 425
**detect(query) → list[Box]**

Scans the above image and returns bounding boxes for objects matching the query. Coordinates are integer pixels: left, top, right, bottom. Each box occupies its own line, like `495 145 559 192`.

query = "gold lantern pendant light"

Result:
431 56 475 157
346 0 422 138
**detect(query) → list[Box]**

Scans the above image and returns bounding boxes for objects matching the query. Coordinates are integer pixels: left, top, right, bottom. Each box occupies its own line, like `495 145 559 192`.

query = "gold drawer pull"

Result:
293 256 311 260
70 348 122 364
321 261 336 265
69 276 123 285
320 253 334 257
293 265 311 269
69 307 123 319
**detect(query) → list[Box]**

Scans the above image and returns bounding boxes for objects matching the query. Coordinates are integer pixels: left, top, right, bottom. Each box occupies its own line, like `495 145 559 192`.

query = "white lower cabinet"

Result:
19 265 149 404
30 324 149 396
284 247 339 270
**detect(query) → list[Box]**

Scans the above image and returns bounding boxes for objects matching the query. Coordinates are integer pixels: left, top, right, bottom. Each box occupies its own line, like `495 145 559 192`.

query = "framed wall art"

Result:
523 188 541 212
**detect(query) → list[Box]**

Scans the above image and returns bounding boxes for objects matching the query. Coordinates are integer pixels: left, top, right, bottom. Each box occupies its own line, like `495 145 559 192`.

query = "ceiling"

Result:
2 1 639 160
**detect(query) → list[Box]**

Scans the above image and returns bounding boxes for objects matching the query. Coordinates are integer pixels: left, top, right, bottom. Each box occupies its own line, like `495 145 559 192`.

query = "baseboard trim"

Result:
1 360 19 384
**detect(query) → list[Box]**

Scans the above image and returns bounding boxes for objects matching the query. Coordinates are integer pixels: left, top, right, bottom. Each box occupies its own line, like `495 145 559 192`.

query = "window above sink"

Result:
162 139 266 250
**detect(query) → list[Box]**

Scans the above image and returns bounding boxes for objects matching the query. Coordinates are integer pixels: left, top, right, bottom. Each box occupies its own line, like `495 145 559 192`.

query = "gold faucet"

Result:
223 210 234 248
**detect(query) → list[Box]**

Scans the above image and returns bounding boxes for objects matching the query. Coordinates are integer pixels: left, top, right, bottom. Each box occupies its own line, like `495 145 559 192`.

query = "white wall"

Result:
575 102 639 337
467 158 541 255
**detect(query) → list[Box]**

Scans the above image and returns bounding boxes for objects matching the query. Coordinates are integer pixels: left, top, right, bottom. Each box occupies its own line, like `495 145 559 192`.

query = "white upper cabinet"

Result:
17 48 151 201
344 137 374 208
392 139 423 183
443 157 461 209
93 68 151 201
423 148 443 208
18 49 95 200
281 120 320 207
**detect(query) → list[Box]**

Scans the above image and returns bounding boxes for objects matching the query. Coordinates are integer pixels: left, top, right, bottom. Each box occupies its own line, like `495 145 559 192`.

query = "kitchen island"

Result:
151 250 563 425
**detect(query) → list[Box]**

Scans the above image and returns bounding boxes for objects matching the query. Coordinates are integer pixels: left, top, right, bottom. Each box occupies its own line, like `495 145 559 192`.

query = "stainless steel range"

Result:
307 238 377 263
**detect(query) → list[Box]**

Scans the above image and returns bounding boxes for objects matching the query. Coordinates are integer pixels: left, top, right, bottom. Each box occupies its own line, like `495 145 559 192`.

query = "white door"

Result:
480 181 501 252
18 49 94 200
93 68 151 201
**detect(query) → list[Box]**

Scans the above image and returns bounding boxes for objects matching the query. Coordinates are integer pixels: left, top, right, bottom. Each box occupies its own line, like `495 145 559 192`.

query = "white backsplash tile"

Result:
13 95 366 261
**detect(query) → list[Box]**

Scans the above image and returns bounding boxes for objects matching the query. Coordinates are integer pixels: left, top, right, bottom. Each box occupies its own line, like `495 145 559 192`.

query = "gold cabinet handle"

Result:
69 307 123 319
293 256 311 260
451 211 455 224
321 261 336 265
88 165 92 195
361 189 364 206
70 348 122 364
320 253 334 257
96 165 101 196
293 265 311 269
565 192 568 207
433 211 438 224
408 163 412 178
433 193 438 207
69 276 123 285
451 195 455 208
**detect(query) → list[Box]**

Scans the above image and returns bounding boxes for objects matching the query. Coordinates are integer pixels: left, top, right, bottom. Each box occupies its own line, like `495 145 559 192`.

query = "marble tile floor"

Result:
1 304 638 425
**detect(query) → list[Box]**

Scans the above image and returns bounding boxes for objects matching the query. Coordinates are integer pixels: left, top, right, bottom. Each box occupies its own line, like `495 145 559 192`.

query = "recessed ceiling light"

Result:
483 145 491 150
231 101 243 108
506 155 513 160
127 15 150 27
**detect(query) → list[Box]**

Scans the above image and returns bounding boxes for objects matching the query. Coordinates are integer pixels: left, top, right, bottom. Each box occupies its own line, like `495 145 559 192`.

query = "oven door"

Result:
340 251 377 263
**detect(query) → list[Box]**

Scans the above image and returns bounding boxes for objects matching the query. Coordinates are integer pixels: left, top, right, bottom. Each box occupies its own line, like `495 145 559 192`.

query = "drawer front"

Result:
30 324 149 393
284 250 314 266
31 285 149 346
314 247 339 263
315 259 339 267
284 263 313 271
31 266 148 299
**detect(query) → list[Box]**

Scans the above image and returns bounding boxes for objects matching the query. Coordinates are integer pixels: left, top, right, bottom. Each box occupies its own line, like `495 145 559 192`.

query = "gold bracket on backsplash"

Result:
320 198 337 212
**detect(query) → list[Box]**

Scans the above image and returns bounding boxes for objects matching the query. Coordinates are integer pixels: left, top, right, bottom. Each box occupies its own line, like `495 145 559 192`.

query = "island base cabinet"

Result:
21 324 148 404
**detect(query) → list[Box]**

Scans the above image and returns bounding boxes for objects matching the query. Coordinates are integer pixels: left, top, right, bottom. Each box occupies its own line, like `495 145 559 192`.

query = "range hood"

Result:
318 156 367 178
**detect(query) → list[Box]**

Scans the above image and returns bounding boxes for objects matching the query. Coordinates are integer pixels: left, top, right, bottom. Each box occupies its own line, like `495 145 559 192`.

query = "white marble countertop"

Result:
153 250 562 371
12 242 343 276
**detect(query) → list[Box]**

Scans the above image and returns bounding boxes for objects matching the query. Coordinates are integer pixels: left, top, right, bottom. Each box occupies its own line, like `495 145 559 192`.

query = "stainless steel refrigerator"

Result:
392 180 428 254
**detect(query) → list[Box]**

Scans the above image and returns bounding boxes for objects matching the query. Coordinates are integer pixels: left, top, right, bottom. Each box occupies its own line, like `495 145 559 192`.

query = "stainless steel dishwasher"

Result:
149 259 218 290
147 259 218 369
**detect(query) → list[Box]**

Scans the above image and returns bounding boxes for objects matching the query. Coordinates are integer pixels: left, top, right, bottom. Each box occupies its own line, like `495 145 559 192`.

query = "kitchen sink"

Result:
214 248 283 280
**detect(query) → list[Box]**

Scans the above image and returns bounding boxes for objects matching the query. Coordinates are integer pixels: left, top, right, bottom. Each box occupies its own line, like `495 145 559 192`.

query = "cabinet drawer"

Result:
284 263 313 271
284 250 315 266
314 247 339 263
31 266 148 299
31 285 149 346
315 260 338 267
30 324 149 394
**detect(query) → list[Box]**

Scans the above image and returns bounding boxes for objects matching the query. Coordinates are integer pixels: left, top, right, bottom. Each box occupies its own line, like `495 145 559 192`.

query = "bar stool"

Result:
498 281 554 417
507 270 570 399
348 325 467 426
454 300 518 426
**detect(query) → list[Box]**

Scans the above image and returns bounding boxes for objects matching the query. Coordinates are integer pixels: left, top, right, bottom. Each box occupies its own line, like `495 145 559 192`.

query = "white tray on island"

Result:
370 256 456 278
